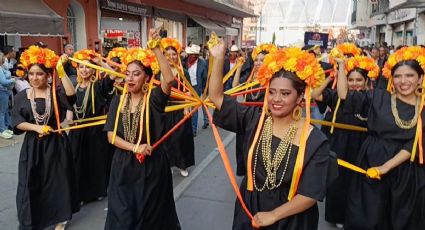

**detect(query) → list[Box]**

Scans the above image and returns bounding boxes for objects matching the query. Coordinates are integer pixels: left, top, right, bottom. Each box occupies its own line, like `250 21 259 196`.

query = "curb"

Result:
173 133 236 201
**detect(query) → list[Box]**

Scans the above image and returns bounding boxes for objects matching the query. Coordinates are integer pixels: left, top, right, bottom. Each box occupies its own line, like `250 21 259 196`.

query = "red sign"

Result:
105 30 124 38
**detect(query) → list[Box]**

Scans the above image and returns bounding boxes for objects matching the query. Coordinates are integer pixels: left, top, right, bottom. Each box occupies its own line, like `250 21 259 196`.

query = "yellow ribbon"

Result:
69 57 127 79
222 59 244 84
337 159 366 174
410 77 425 163
56 58 67 78
165 102 201 112
330 98 341 134
145 77 155 146
53 120 106 132
310 119 368 132
111 84 127 144
73 115 107 123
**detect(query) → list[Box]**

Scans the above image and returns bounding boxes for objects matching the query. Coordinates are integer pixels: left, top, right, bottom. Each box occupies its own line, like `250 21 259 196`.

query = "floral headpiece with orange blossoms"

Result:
121 47 160 75
18 45 59 76
257 47 325 88
251 43 278 61
160 37 182 54
72 49 96 68
329 43 362 77
382 46 425 79
106 47 127 61
345 55 380 79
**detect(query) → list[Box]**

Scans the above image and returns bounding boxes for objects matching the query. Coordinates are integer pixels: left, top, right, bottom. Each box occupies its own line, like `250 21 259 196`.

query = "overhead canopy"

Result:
0 0 64 36
190 16 225 35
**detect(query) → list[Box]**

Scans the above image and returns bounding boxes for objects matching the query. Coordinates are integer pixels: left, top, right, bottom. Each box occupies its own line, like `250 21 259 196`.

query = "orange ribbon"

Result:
52 70 61 134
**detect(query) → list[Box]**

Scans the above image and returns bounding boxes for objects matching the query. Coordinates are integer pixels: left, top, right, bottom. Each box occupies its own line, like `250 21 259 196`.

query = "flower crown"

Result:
106 47 127 61
121 47 160 75
382 46 425 79
72 49 96 68
345 56 380 79
160 38 182 54
18 46 59 77
257 47 325 88
251 44 278 61
329 43 362 77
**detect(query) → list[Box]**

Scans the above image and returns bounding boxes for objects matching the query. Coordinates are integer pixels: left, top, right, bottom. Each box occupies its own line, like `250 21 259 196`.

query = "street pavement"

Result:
0 114 339 230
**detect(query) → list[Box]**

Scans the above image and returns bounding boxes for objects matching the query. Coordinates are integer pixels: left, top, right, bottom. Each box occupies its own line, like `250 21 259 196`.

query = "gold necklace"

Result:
391 93 419 129
122 96 143 144
73 82 91 120
28 87 51 125
253 116 298 191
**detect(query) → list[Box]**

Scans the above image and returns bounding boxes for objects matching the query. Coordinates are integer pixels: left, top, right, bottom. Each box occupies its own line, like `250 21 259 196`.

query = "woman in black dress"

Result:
66 49 116 204
337 46 425 230
312 56 379 227
231 44 277 177
208 39 337 229
161 38 195 177
104 29 180 229
12 46 79 230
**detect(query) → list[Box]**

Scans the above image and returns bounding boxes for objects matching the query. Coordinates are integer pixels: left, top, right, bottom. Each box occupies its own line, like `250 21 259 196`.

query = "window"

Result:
67 5 77 48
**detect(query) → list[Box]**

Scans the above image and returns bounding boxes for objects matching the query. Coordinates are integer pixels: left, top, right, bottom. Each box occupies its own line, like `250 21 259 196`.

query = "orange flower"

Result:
382 46 425 79
106 47 127 61
257 47 325 88
18 45 59 77
121 47 160 75
160 38 182 54
72 49 96 67
344 56 380 79
329 43 362 77
252 44 278 61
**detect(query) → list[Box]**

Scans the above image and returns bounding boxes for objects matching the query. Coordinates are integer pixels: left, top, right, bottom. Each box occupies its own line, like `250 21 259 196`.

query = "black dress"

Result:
164 69 195 170
316 89 368 224
213 95 337 230
69 77 115 203
235 84 265 176
343 89 425 230
12 88 79 230
103 87 181 230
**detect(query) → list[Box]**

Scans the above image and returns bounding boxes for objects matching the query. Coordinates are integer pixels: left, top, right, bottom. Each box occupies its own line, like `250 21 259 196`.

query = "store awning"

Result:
0 0 64 36
190 16 225 35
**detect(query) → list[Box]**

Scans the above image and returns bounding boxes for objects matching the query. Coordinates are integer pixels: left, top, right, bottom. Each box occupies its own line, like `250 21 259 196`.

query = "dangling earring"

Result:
292 105 302 121
142 83 149 93
390 85 396 94
415 85 424 96
90 75 96 83
265 109 271 116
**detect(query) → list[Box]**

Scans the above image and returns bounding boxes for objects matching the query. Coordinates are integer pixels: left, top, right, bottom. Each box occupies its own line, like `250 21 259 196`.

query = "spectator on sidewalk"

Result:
0 52 15 139
63 44 78 86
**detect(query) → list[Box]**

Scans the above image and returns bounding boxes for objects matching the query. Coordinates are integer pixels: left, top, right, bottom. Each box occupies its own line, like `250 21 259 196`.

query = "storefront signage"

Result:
100 0 151 16
367 14 386 26
232 17 242 25
387 8 416 24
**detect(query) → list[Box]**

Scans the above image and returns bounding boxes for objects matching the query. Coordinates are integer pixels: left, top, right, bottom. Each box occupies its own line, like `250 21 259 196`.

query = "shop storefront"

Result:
388 8 417 46
99 0 151 55
153 8 186 43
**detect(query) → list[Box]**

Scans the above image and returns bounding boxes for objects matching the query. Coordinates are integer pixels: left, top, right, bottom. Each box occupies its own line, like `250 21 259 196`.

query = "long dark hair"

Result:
272 70 306 96
391 60 424 77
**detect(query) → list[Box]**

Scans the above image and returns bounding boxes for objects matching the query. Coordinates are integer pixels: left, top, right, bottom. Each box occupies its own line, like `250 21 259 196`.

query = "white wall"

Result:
70 0 87 50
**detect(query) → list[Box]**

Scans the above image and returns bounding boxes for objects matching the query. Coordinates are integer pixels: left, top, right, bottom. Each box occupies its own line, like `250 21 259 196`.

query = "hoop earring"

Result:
142 83 149 93
415 85 425 96
390 85 396 95
90 75 96 83
292 105 302 121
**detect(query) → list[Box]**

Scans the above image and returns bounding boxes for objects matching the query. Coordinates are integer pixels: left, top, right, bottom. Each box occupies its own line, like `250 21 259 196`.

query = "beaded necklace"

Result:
28 86 51 126
122 95 143 144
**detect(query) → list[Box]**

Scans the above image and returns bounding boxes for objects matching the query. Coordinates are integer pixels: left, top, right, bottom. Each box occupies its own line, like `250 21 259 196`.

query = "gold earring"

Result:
415 85 425 96
142 83 149 93
390 85 396 95
90 75 97 82
292 105 302 121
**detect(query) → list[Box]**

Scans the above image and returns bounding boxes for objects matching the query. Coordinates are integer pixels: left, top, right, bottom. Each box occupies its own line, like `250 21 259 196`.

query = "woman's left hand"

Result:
253 211 278 227
149 28 161 41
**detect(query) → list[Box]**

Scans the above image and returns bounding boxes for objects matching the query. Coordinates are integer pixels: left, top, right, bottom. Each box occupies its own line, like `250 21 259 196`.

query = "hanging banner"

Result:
304 32 329 49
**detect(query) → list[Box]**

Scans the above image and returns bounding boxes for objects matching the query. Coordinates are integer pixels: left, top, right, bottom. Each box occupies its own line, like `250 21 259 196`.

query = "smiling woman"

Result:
337 46 425 230
208 38 337 229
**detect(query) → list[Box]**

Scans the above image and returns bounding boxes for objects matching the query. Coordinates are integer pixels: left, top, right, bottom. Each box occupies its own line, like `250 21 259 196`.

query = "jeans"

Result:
0 90 9 132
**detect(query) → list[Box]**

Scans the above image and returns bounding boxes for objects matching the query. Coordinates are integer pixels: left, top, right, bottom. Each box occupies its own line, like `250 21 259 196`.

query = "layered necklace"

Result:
28 86 51 125
391 93 419 130
253 116 298 191
122 95 143 144
74 82 91 120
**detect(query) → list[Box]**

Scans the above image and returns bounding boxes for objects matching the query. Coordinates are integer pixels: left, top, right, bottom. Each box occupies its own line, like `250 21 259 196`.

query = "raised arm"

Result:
58 54 76 96
336 59 348 99
208 39 226 110
311 76 333 102
231 57 244 88
149 29 173 95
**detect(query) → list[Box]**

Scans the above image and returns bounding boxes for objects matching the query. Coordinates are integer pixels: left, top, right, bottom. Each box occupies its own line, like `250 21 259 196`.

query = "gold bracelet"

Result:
147 39 161 49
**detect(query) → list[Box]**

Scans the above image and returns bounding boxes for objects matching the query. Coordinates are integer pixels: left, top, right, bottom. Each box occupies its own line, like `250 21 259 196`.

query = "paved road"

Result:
0 115 339 230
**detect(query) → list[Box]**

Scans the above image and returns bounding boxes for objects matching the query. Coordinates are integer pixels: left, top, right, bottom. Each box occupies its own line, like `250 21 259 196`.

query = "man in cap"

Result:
223 44 239 91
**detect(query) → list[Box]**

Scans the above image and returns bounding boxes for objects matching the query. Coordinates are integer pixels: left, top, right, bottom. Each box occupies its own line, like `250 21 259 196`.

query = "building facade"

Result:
351 0 425 47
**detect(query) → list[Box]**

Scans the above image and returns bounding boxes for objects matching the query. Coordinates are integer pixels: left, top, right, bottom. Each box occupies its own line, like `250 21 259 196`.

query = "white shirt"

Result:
188 60 198 86
229 62 236 72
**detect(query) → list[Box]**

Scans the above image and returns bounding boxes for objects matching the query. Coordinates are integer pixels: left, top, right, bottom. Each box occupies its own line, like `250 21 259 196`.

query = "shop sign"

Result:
388 8 416 24
232 17 242 25
105 29 124 38
100 0 151 16
367 14 386 26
